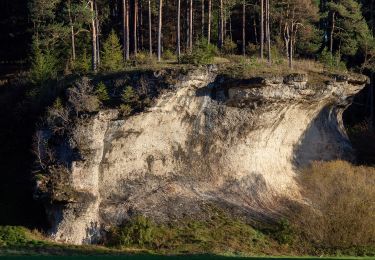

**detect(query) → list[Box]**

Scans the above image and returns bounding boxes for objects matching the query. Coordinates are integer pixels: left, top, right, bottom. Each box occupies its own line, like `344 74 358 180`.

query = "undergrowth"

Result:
107 209 287 256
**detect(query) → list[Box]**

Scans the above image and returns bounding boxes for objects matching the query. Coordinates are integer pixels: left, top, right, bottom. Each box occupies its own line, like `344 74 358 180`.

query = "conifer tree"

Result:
30 41 58 83
101 30 124 71
326 0 373 58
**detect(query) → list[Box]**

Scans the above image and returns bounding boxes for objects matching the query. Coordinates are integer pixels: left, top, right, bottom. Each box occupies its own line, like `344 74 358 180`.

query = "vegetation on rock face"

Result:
1 0 375 257
95 82 110 103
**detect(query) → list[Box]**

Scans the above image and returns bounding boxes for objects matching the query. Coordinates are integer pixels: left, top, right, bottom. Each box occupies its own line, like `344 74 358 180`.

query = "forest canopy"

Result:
8 0 375 81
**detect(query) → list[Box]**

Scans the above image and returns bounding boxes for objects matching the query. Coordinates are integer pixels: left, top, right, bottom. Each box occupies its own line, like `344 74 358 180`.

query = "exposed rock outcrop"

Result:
36 67 368 244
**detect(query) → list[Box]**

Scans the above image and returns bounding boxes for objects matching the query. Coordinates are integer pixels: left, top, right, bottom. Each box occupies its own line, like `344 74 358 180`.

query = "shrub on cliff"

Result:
68 77 100 114
290 161 375 255
119 86 140 116
181 38 217 65
95 82 110 103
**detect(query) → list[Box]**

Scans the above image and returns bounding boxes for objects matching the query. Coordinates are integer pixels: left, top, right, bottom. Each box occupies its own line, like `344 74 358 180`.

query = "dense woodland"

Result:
0 0 373 74
30 0 375 69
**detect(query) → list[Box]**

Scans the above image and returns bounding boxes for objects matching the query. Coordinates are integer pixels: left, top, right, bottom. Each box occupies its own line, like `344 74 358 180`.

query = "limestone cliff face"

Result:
37 67 368 245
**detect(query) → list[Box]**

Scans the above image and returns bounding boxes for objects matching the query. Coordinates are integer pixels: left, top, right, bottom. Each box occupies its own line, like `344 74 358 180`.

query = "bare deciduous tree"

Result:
32 130 54 170
281 0 318 68
68 77 100 114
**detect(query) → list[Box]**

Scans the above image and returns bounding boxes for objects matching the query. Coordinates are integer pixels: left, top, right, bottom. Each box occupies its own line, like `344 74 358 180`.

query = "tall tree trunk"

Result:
370 0 374 128
289 39 293 69
330 11 335 54
138 0 143 50
260 0 264 59
123 0 130 60
372 0 374 36
201 0 205 37
371 73 374 129
242 0 246 55
90 0 98 71
289 23 294 69
266 0 271 63
67 0 76 61
95 0 100 65
223 12 227 40
208 0 211 44
185 0 189 49
177 0 181 60
253 17 258 44
126 0 130 59
148 0 152 57
134 0 138 54
158 0 163 61
229 15 232 40
284 24 290 68
122 0 126 60
189 0 193 51
218 0 223 49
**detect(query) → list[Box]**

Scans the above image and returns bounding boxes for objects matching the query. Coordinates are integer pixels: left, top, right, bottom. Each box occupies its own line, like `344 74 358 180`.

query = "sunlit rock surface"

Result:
39 67 368 244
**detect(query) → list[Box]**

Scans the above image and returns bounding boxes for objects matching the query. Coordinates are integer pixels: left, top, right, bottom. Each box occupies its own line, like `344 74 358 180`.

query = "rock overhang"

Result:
34 66 369 245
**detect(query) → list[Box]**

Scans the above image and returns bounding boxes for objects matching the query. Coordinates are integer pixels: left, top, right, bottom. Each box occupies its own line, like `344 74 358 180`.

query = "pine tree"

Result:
30 40 58 83
326 0 373 58
95 82 110 102
101 30 124 71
